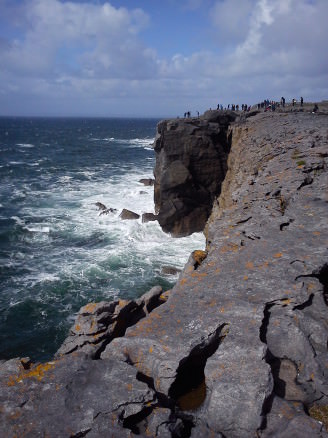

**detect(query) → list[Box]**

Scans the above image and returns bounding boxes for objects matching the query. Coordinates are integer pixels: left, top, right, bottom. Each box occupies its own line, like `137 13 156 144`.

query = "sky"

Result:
0 0 327 117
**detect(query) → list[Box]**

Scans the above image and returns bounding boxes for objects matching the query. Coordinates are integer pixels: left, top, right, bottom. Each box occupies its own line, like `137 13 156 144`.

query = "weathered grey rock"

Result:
153 111 237 236
0 355 155 437
120 208 140 220
56 285 166 359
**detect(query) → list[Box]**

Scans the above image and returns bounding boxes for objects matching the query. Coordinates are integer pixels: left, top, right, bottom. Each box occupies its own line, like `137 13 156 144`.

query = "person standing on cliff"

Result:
301 97 304 106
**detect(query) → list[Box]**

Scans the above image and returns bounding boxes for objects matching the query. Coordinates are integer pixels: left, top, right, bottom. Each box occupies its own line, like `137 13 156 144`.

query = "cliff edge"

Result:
1 109 328 437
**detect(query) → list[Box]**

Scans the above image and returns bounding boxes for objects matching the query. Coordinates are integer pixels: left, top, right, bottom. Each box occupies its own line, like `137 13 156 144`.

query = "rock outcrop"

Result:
1 109 328 437
120 208 140 220
153 111 237 236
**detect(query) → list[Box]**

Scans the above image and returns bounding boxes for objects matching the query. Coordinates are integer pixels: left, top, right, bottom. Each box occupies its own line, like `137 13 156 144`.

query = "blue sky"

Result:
0 0 327 117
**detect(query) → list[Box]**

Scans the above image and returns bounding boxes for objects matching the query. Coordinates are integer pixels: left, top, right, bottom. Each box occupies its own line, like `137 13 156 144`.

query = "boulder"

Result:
119 209 140 220
142 212 157 223
139 178 155 186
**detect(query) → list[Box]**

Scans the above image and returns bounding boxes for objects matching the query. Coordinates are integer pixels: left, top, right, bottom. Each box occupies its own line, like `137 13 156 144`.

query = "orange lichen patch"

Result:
245 261 254 270
313 231 321 236
215 268 221 274
293 315 299 324
126 383 133 391
82 302 98 314
273 320 280 327
159 292 170 302
243 275 249 280
273 252 283 258
307 283 316 291
180 278 188 286
209 299 216 307
7 362 56 386
192 250 207 265
281 298 292 305
220 243 239 254
191 272 208 278
219 307 225 313
284 290 292 295
279 404 295 420
118 299 129 308
309 405 328 431
258 261 270 269
149 346 153 353
74 323 81 332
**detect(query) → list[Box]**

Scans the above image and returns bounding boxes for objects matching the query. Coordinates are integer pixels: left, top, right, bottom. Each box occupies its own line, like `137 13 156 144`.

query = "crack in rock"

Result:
168 324 229 410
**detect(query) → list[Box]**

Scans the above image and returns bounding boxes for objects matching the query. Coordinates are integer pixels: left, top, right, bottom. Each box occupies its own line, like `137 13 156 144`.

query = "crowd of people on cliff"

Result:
182 97 320 118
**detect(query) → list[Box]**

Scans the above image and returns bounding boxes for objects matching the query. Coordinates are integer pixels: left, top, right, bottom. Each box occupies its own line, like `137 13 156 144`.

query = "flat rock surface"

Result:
1 110 327 437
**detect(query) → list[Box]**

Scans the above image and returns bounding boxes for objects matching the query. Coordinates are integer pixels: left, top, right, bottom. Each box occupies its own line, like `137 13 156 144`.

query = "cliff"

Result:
1 109 328 437
153 111 237 236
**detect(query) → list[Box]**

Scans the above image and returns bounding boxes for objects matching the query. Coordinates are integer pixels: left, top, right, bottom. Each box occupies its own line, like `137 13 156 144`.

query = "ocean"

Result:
0 117 205 362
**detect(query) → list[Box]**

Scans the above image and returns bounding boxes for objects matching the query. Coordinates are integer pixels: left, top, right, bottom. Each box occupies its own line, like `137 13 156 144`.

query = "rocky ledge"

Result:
1 108 328 437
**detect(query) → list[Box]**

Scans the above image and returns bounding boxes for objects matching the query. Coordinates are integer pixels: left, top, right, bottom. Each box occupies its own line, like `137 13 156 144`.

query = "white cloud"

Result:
0 0 327 116
1 0 152 78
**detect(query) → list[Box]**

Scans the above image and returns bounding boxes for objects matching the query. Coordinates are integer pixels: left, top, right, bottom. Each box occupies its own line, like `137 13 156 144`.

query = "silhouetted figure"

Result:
300 97 303 106
312 104 319 113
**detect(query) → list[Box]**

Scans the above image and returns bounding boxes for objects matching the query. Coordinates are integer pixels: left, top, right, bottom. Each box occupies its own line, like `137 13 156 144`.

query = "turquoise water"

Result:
0 117 204 361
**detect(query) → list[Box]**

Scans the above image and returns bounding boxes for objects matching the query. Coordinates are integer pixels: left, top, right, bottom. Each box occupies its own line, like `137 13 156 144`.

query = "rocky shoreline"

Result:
1 107 328 437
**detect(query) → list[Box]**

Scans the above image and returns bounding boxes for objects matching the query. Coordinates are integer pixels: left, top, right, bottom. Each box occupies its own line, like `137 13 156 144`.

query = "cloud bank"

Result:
0 0 327 116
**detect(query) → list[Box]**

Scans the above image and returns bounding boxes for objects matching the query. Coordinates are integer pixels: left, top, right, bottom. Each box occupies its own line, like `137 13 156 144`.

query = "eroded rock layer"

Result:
1 110 328 437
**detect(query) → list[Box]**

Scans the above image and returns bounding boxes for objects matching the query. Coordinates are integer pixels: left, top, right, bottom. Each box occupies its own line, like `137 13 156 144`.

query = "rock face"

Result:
1 110 328 437
153 111 237 236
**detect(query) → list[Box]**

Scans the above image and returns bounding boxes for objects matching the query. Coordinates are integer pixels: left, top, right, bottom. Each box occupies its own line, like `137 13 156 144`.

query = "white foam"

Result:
25 225 50 233
91 137 154 148
16 143 34 148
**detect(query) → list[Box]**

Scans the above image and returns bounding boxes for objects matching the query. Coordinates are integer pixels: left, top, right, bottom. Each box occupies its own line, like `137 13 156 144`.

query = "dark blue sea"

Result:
0 117 204 361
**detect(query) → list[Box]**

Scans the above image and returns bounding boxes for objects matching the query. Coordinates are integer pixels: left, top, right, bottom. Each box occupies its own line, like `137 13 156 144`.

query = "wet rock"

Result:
139 178 155 186
142 212 157 223
161 266 181 275
95 201 117 215
119 208 140 220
